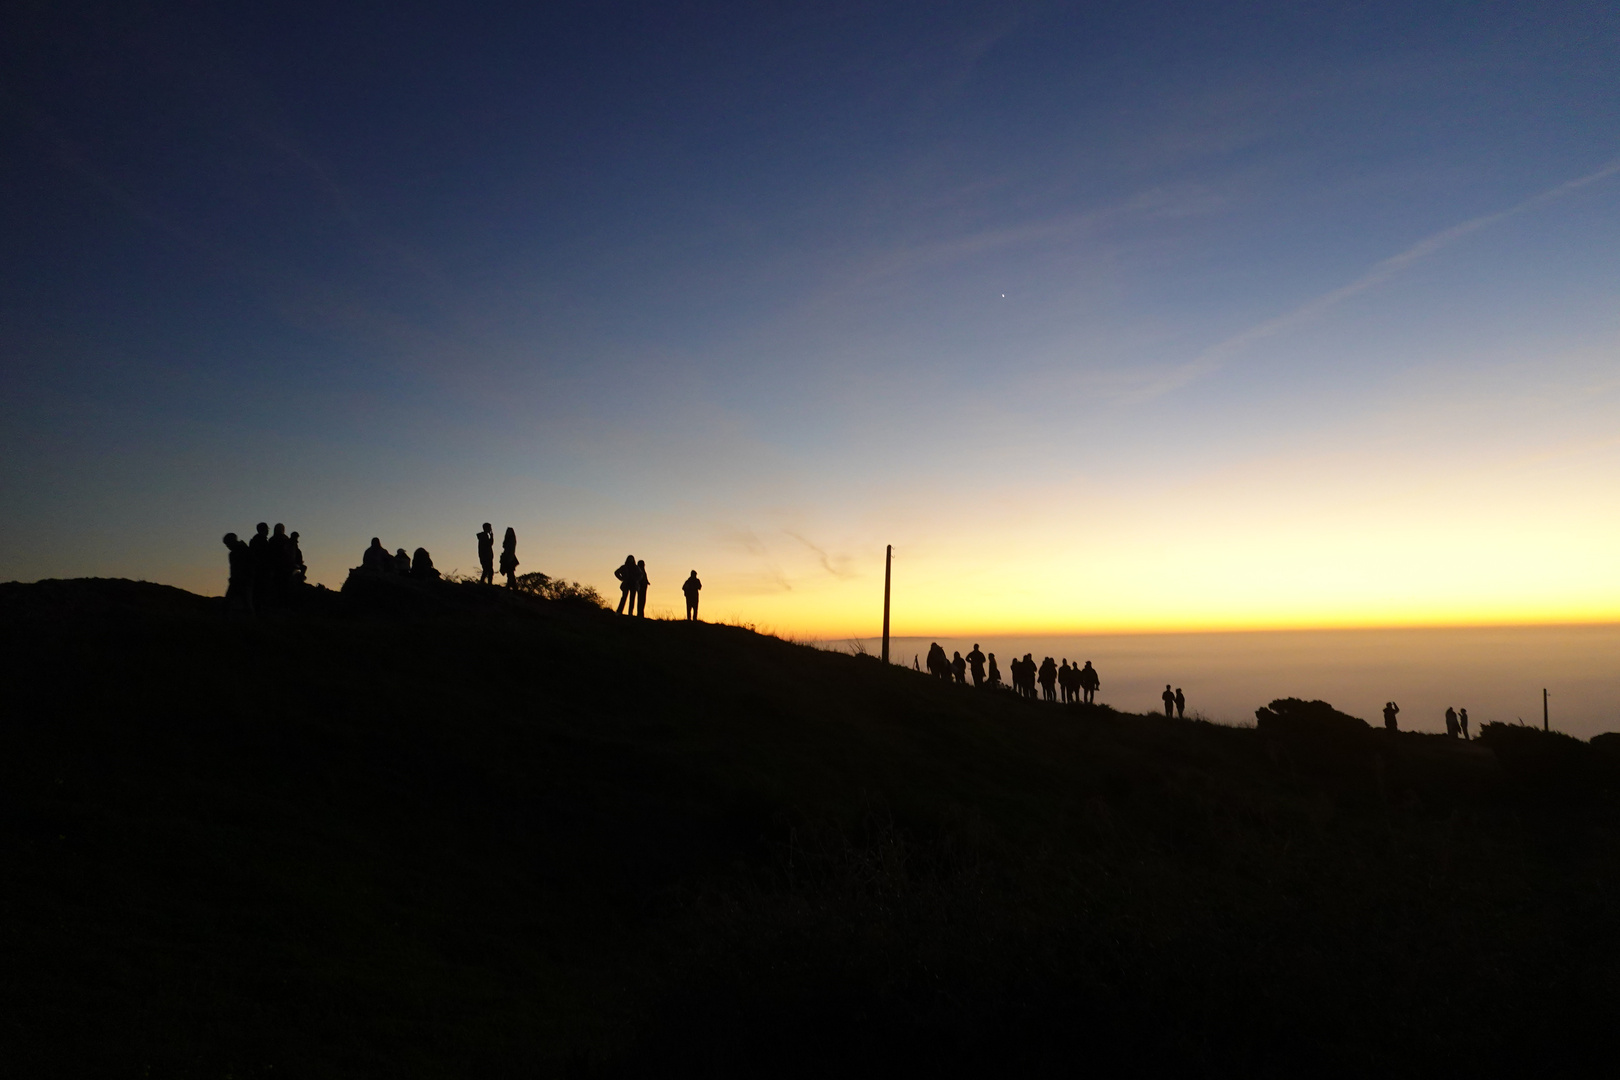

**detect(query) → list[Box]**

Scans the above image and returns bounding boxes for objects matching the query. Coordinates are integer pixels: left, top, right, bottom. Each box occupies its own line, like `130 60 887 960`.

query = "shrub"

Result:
509 571 606 609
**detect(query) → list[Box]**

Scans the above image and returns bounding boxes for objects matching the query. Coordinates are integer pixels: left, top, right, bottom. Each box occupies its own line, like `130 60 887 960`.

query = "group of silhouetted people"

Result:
611 556 703 620
361 536 440 580
1445 705 1471 739
921 644 1102 705
1161 685 1185 718
222 522 306 616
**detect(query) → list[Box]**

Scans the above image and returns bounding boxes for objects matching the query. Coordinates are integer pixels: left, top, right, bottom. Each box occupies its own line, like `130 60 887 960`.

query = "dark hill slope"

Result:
2 579 1617 1077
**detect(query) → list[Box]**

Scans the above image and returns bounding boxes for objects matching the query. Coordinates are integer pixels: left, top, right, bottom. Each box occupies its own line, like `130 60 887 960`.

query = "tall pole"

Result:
1543 688 1549 732
881 544 892 665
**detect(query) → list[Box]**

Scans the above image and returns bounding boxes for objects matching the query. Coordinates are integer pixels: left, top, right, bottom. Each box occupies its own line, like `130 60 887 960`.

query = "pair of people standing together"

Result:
477 524 519 586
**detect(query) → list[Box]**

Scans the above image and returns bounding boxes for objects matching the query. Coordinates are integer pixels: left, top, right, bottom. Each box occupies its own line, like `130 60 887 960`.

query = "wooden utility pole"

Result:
1543 688 1549 732
881 544 892 665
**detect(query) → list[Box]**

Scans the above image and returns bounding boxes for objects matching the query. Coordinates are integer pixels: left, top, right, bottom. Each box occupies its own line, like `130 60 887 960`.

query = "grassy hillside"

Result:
3 577 1618 1077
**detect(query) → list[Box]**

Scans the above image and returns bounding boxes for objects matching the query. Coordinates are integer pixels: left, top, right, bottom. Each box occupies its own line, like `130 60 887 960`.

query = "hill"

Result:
3 577 1618 1076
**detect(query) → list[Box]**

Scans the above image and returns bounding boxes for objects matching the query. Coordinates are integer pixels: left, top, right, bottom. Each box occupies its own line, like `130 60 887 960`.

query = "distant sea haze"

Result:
847 626 1620 740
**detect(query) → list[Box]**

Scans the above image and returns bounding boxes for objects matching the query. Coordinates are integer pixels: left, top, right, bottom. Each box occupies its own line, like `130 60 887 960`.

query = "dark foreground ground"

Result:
3 577 1618 1077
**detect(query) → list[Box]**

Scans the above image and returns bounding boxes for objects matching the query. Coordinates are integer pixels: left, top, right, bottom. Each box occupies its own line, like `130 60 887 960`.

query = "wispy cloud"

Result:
1127 158 1620 401
785 531 860 579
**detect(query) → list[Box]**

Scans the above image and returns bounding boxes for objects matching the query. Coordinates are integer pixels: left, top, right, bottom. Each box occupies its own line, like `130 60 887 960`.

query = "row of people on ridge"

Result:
922 643 1102 704
222 522 306 615
613 555 704 620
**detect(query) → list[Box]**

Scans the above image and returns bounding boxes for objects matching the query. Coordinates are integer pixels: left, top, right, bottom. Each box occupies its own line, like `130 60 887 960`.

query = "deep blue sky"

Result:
3 1 1618 630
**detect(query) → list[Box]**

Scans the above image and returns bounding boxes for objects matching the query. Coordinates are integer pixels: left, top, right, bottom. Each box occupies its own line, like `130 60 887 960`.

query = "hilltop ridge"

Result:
3 577 1618 1076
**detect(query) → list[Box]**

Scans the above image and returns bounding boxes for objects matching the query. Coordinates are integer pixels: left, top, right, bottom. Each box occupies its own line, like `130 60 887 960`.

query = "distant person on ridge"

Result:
1382 702 1399 732
614 555 637 614
222 533 254 617
362 537 390 573
1022 653 1037 698
1038 657 1058 701
952 651 967 684
394 548 411 574
1162 685 1175 717
926 642 948 680
1459 707 1470 740
411 547 439 580
500 527 519 587
249 522 270 609
634 559 650 617
1058 660 1072 703
288 531 307 585
1445 706 1458 738
1079 661 1099 704
477 523 495 585
987 653 1000 688
267 523 291 605
682 571 702 620
967 644 986 687
1174 688 1185 719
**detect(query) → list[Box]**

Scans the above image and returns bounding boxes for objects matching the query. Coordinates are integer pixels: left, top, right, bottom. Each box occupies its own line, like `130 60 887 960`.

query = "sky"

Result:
3 0 1619 636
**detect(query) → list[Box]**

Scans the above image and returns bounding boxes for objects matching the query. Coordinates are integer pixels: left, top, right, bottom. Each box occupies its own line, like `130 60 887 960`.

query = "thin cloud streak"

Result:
1127 158 1620 402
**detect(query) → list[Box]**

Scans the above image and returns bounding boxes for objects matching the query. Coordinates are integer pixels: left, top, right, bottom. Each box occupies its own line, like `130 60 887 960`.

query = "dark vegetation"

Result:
3 577 1619 1077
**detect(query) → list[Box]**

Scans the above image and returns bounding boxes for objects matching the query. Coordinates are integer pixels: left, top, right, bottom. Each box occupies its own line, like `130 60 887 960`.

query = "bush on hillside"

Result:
509 571 606 609
1253 698 1370 739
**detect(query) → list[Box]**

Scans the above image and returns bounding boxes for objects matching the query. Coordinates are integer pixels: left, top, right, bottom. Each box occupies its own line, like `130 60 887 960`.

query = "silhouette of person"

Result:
914 654 920 672
635 559 649 617
1057 660 1070 703
952 651 967 685
683 571 702 620
1174 688 1185 719
987 653 1000 688
394 547 411 574
1459 707 1470 741
1162 685 1175 718
288 531 307 585
411 547 439 579
1382 702 1399 732
362 537 390 573
267 523 291 605
1079 661 1099 704
1022 654 1037 698
967 644 986 687
248 522 270 609
477 523 495 585
500 527 519 587
1038 657 1058 701
614 555 637 614
1445 706 1458 738
222 533 254 617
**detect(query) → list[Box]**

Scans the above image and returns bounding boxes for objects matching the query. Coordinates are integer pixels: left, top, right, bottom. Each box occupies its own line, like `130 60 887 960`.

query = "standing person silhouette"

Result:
500 527 519 587
614 555 636 614
1445 706 1458 738
1459 707 1470 740
1162 685 1175 718
1079 661 1099 704
288 531 307 585
1038 657 1058 701
222 533 254 617
682 571 702 620
1382 702 1400 732
634 559 650 617
1174 688 1185 719
1058 660 1072 703
477 524 495 585
966 644 986 687
987 653 1000 688
951 651 967 684
267 524 291 606
248 522 270 611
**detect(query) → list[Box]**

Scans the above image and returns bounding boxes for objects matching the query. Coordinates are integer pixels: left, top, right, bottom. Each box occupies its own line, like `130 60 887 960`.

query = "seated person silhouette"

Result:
394 548 411 574
222 533 254 616
411 547 440 579
362 537 391 573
